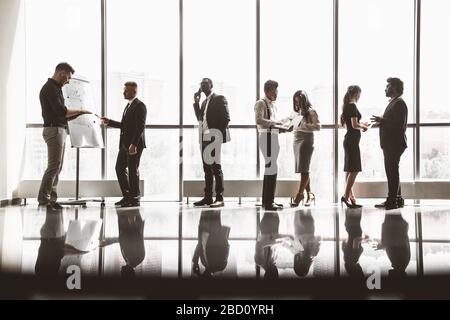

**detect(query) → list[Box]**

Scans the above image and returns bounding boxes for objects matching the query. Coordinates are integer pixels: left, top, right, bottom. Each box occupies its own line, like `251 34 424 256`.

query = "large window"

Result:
339 0 414 122
107 129 180 200
183 0 256 126
25 0 101 122
338 129 414 178
421 127 450 180
23 128 102 180
260 0 334 124
421 0 450 123
338 0 416 192
22 0 450 202
260 0 334 202
106 0 179 124
274 130 334 203
24 0 102 179
106 0 180 200
183 129 257 180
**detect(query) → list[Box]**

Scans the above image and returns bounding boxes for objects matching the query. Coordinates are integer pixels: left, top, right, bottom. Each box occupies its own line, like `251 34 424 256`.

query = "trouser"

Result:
201 138 224 198
115 146 144 199
383 147 405 200
38 127 67 204
259 132 280 206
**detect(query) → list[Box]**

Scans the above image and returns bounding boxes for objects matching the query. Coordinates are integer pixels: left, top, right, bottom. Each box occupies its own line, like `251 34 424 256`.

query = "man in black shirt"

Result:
37 62 91 209
371 78 408 210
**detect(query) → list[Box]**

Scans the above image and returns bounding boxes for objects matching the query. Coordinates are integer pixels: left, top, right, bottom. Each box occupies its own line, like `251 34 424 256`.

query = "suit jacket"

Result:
381 215 410 272
108 98 147 149
379 97 408 150
193 93 231 143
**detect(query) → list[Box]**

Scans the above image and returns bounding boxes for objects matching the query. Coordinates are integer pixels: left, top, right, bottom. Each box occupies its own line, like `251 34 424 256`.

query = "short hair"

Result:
387 77 404 95
202 78 213 86
55 62 75 74
264 80 278 93
124 81 138 88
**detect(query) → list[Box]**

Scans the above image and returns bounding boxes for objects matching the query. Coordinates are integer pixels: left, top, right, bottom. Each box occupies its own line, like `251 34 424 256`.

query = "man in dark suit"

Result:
371 78 408 210
193 78 231 208
101 81 147 207
192 209 230 277
381 213 410 278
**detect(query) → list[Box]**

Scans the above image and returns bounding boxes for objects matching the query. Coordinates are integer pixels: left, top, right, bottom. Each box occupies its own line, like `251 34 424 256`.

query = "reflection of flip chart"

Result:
65 219 103 252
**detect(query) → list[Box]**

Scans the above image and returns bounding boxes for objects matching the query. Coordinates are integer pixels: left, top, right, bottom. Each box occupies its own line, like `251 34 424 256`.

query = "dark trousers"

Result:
259 132 280 206
383 147 405 200
201 140 224 198
115 146 144 199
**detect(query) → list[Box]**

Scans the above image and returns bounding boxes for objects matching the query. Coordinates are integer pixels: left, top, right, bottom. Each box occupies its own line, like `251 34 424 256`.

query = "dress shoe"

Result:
385 200 398 210
121 200 140 208
263 203 283 211
210 197 224 208
193 197 214 207
375 197 404 209
274 202 284 208
374 200 387 209
115 197 128 206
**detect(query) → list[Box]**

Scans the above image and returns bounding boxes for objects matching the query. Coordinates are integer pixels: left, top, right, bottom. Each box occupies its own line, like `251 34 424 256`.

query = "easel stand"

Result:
58 148 105 208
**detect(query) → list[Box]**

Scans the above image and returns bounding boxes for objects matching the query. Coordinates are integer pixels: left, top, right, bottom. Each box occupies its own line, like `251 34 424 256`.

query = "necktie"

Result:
122 103 131 118
263 99 271 119
202 97 211 130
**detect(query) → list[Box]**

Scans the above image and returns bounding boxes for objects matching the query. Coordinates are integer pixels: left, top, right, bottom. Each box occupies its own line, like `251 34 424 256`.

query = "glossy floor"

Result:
1 199 450 280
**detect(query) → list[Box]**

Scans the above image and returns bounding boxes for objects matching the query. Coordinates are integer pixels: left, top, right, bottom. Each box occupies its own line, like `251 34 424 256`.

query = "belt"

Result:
43 124 67 129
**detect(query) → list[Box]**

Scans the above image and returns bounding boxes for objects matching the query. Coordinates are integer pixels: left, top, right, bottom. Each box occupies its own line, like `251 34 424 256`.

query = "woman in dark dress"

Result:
340 85 369 208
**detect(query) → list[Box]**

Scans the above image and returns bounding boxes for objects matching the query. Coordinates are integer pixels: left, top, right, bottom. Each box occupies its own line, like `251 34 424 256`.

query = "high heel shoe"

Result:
349 196 363 208
341 196 362 208
290 192 305 207
305 192 316 207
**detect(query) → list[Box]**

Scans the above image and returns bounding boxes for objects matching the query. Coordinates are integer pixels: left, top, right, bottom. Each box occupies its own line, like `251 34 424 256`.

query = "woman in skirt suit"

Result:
340 85 369 208
284 90 321 207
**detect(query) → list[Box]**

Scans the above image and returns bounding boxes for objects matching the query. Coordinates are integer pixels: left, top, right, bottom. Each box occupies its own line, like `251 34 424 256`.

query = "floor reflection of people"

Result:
293 209 321 277
35 206 103 276
380 213 411 277
109 208 146 277
342 207 365 278
254 211 297 279
35 206 65 276
192 209 230 277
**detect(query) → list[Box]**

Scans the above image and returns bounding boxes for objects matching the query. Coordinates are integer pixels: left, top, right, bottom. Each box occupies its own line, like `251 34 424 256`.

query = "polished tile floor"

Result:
1 199 450 280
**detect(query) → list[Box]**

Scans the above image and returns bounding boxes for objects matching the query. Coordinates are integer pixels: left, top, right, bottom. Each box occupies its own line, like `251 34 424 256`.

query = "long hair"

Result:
340 85 362 127
293 90 312 120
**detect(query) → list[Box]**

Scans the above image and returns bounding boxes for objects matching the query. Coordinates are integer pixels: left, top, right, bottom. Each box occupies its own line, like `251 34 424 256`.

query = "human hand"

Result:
370 115 382 124
128 144 137 155
194 90 201 104
192 262 200 276
100 117 110 125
